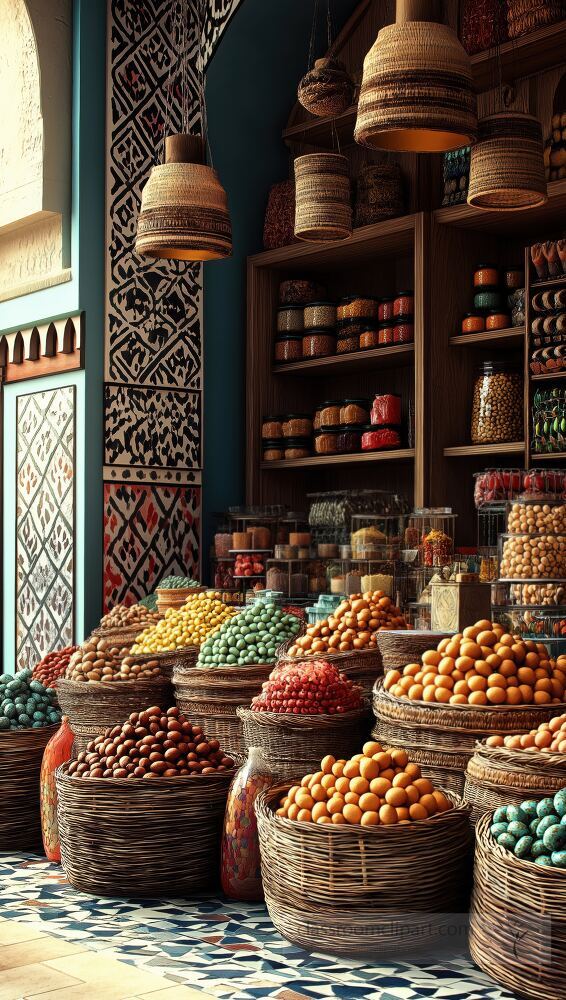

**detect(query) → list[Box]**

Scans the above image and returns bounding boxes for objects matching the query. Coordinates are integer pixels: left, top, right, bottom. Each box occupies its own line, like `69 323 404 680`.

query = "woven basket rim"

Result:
237 703 371 726
476 809 566 878
375 680 566 716
57 676 170 691
56 760 238 785
473 740 566 771
0 722 60 742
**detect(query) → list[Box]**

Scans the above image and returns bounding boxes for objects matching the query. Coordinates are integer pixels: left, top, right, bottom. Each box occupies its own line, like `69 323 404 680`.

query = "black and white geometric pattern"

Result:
104 383 201 469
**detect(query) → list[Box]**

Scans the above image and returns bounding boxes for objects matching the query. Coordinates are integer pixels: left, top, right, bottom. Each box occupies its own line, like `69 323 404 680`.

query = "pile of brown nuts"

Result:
507 502 565 535
66 638 133 682
98 603 161 631
500 533 566 579
471 370 523 445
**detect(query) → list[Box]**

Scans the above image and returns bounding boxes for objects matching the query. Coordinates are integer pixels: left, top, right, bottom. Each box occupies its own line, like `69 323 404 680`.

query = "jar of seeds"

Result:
471 362 523 445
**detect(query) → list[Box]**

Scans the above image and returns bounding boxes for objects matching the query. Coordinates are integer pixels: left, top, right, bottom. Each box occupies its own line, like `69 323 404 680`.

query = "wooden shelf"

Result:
443 442 525 457
273 343 414 375
531 371 566 381
261 448 415 470
531 275 566 290
450 327 524 348
434 180 566 236
530 452 566 461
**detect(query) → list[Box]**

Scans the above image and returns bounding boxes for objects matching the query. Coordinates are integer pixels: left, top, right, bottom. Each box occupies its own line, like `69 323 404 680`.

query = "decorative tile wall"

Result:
104 384 201 471
16 386 75 669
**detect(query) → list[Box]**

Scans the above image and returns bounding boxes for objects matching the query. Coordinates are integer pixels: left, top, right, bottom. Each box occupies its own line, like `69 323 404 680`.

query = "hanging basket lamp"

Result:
354 0 477 153
294 152 352 242
467 111 548 211
298 57 355 118
135 134 232 261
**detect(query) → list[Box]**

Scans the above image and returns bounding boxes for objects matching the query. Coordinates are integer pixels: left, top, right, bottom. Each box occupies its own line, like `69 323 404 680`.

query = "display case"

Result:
402 508 457 567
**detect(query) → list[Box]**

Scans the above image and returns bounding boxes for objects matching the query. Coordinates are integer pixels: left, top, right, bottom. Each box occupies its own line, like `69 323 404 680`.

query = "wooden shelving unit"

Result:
531 371 566 381
273 343 414 376
434 180 566 236
449 328 524 348
443 443 526 458
261 449 415 470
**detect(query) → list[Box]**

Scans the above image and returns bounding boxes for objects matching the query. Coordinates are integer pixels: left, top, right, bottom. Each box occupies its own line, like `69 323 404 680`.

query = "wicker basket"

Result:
470 811 566 1000
468 112 547 211
506 0 566 39
156 586 208 613
256 783 472 955
57 678 174 753
128 647 199 677
375 630 452 672
294 153 352 242
373 681 566 797
56 762 234 896
237 704 372 781
354 162 404 227
297 57 354 118
90 626 143 646
0 725 59 851
173 664 273 756
464 741 566 823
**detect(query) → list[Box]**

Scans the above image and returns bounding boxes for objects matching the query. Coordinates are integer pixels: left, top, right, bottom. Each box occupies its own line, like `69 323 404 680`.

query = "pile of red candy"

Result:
32 646 78 688
251 659 363 715
234 553 265 577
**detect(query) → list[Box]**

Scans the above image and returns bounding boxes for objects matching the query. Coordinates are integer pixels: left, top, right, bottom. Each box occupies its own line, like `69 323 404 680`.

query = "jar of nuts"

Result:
499 532 566 580
506 500 565 536
471 362 523 445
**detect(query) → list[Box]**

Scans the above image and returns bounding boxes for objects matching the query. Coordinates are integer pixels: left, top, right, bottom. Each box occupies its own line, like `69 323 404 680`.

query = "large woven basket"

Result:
464 741 566 823
128 647 199 678
0 725 59 851
237 704 372 781
506 0 566 39
56 763 234 896
468 112 547 211
373 681 566 796
470 811 566 1000
173 663 273 756
277 643 382 697
294 153 352 242
90 626 143 646
375 630 452 672
57 678 174 753
156 586 208 613
256 783 472 955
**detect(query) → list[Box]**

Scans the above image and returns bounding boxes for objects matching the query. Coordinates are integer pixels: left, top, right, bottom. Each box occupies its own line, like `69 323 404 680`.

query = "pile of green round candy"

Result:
158 575 201 589
490 788 566 867
197 602 301 667
0 669 61 730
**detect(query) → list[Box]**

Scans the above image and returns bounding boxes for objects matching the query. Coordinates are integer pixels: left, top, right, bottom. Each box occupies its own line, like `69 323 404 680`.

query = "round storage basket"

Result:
277 644 382 697
56 763 234 896
90 626 143 647
173 664 273 756
237 705 372 781
375 630 452 672
373 681 566 796
0 725 59 851
465 742 566 823
256 784 472 955
129 647 198 677
156 586 208 613
57 678 174 753
470 811 566 1000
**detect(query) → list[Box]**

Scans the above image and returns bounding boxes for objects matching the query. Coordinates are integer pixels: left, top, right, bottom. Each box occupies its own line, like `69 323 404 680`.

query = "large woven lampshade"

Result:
136 134 232 260
467 112 548 211
354 0 477 152
294 152 352 242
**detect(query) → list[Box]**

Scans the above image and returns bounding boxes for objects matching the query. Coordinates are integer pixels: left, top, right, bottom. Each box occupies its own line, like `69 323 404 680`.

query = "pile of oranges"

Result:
286 592 407 658
486 713 566 753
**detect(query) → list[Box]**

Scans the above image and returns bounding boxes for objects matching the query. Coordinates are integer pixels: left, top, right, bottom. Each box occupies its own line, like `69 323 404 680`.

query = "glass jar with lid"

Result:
471 361 523 445
274 333 303 363
319 401 341 427
339 399 369 426
282 414 313 438
277 306 304 332
302 329 336 358
262 416 283 439
284 438 311 459
304 301 336 330
314 427 339 455
263 440 284 462
336 425 362 453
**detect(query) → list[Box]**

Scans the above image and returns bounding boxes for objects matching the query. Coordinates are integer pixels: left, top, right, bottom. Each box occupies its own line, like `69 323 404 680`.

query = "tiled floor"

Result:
0 854 518 1000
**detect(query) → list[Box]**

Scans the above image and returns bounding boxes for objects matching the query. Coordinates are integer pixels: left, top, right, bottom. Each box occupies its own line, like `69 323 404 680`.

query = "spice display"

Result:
471 363 523 444
277 306 304 332
531 240 566 279
371 394 401 426
66 707 235 778
235 554 265 578
319 401 341 427
339 400 368 426
378 323 394 344
337 297 379 321
354 163 404 227
485 311 511 330
131 593 239 653
393 320 414 343
221 748 274 900
252 659 363 714
462 313 486 334
97 604 162 631
302 330 336 358
40 717 75 862
274 334 303 363
499 533 565 580
0 670 61 730
286 592 407 657
378 299 394 322
263 441 284 461
337 333 359 353
507 501 565 535
532 387 566 455
361 573 394 596
279 279 326 306
474 265 499 288
361 426 401 450
32 647 78 689
275 742 452 825
337 426 362 453
384 619 566 706
304 302 336 329
393 292 414 318
66 640 150 682
359 325 379 349
488 793 566 867
262 417 283 439
282 415 312 437
351 525 387 557
314 429 339 455
197 602 301 667
486 705 566 752
423 529 453 567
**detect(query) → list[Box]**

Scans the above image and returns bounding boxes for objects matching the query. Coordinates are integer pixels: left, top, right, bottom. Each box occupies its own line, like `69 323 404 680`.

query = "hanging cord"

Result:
193 0 212 165
162 0 185 158
326 0 334 55
307 0 320 72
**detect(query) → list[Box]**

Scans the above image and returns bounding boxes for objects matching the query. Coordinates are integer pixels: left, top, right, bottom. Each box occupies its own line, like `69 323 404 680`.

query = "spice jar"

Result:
302 329 336 358
371 393 401 426
461 313 485 334
284 438 311 459
393 319 414 343
378 298 394 322
359 325 380 349
361 425 401 450
504 268 524 290
378 323 394 345
423 529 453 567
339 399 369 425
304 301 336 329
319 400 341 427
262 416 283 439
471 361 524 445
263 440 284 462
337 333 359 354
313 405 323 430
274 334 303 363
474 290 504 312
277 306 304 332
314 427 339 454
279 279 326 305
474 264 499 289
337 296 378 321
336 425 362 453
393 291 414 318
282 414 313 437
486 311 511 331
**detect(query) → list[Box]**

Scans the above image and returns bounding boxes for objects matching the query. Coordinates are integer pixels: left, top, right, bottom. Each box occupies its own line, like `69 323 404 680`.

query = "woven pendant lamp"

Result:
467 111 547 211
136 134 232 260
354 0 477 152
298 57 355 118
294 152 352 242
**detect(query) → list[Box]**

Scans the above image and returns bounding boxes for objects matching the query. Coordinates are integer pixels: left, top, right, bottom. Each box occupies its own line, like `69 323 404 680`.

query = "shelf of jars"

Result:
449 327 524 349
444 443 526 458
261 448 415 470
273 342 414 376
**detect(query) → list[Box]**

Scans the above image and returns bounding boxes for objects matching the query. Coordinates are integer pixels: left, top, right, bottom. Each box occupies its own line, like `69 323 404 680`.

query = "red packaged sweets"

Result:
393 291 414 318
371 394 401 426
40 717 75 861
361 426 401 450
393 319 414 343
221 748 273 901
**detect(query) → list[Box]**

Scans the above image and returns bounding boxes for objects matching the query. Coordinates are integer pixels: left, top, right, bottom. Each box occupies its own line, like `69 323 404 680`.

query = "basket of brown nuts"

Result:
92 603 162 646
56 706 236 896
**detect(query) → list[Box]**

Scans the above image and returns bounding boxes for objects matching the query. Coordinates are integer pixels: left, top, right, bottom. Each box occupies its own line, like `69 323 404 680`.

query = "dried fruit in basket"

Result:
489 791 566 867
32 646 78 688
286 591 407 658
131 592 239 653
251 659 363 715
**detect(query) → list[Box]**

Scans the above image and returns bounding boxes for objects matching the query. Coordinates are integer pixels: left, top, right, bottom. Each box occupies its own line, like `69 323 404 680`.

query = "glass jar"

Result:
393 291 414 318
263 440 284 461
337 333 359 354
471 362 524 445
277 306 304 332
337 296 379 321
378 298 394 322
274 334 303 363
279 279 326 305
337 318 367 337
371 394 401 426
221 747 274 901
486 311 511 330
282 414 313 437
423 529 453 567
313 405 323 430
284 438 311 459
474 290 504 312
336 425 362 453
378 322 394 345
504 268 524 290
359 325 380 349
304 301 336 329
393 319 414 343
214 532 233 558
474 264 499 289
319 401 341 427
262 416 283 439
339 399 369 425
462 313 485 334
361 425 401 450
314 427 339 455
302 329 336 358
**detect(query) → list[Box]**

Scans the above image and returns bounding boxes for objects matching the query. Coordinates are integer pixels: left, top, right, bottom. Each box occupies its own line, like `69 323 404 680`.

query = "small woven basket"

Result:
375 630 452 672
294 153 352 242
277 639 382 697
56 677 174 753
464 741 566 823
156 586 208 613
173 663 273 755
237 704 372 781
354 162 404 227
468 112 547 211
90 626 144 646
470 811 566 1000
0 725 60 851
256 783 472 955
506 0 566 39
56 763 235 896
297 57 354 118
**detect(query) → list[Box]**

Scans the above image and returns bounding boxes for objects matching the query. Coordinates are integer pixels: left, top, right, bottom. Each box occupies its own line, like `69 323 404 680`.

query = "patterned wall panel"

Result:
103 482 200 610
104 384 201 470
16 386 75 669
